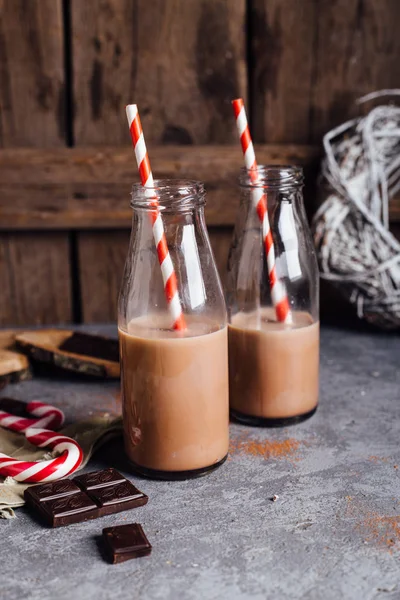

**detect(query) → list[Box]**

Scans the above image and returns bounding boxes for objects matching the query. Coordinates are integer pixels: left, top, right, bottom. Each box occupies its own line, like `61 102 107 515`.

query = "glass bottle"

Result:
118 180 229 479
226 166 319 426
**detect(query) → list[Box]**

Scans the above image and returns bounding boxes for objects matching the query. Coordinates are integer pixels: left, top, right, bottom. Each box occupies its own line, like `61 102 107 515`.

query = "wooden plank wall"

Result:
0 0 72 325
0 0 399 325
250 0 400 143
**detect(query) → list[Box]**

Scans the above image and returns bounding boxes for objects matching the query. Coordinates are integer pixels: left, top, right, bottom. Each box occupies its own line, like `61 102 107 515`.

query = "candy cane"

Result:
0 402 83 483
0 401 64 432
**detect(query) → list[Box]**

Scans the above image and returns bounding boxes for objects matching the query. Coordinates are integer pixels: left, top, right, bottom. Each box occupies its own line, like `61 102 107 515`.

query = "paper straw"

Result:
232 98 292 324
126 104 186 330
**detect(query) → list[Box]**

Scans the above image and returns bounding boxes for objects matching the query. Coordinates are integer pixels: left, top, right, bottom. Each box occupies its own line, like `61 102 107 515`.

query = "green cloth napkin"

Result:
0 416 123 518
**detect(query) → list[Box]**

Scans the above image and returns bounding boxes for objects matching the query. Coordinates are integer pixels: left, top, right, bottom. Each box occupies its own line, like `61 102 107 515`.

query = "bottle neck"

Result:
131 179 206 214
239 165 303 192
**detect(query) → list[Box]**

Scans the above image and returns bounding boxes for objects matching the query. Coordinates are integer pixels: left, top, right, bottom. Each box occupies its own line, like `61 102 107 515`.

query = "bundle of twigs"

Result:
313 91 400 329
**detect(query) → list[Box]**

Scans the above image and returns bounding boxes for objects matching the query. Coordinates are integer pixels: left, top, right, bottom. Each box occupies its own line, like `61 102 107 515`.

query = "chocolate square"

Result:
73 468 125 491
102 524 152 564
87 481 148 514
26 480 81 503
40 493 99 527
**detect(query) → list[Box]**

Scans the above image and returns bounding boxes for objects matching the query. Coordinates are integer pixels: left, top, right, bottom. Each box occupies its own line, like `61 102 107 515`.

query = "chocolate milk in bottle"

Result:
119 181 229 477
120 316 228 474
226 166 319 426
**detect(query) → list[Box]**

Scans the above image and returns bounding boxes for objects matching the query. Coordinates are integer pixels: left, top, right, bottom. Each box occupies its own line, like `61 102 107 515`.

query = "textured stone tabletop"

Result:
1 325 399 600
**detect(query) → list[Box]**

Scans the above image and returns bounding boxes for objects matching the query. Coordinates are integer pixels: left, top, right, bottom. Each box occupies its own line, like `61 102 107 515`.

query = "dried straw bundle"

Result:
313 91 400 329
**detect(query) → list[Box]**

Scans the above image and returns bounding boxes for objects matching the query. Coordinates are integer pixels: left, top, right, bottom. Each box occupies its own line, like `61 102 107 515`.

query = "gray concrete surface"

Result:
1 325 399 600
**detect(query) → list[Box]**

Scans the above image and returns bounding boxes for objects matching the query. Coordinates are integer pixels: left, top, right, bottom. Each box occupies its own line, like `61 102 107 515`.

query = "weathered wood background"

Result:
0 0 399 325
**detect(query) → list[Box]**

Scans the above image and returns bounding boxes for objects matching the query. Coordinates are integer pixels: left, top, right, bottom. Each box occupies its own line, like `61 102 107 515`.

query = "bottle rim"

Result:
239 165 304 189
131 179 206 212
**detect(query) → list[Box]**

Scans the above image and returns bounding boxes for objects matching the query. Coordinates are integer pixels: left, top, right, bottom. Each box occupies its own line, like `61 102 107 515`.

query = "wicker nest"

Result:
312 91 400 329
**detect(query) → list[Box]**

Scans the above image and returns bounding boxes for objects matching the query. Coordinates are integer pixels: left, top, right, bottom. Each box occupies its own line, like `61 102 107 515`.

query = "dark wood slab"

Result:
0 330 32 389
15 330 120 379
0 144 321 231
249 0 400 144
71 0 247 146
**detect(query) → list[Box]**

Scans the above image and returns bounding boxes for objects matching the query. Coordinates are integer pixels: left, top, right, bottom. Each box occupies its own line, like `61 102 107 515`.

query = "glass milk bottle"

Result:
118 180 229 479
226 166 319 426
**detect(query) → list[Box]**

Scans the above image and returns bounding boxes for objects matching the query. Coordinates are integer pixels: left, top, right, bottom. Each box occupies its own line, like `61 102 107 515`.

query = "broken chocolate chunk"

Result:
102 523 152 564
73 467 125 490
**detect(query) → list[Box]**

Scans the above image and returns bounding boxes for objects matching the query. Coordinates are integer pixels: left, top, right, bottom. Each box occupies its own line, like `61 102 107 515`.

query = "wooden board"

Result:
0 144 321 230
249 0 316 143
1 144 398 229
0 0 72 326
71 0 247 145
0 0 66 147
78 230 130 323
0 329 31 388
249 0 400 143
309 0 400 142
0 349 31 387
0 233 72 326
15 329 120 378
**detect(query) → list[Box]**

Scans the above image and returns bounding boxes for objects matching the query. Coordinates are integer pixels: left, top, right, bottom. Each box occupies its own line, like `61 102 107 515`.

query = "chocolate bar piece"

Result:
27 479 81 503
40 493 99 528
103 523 152 564
24 468 148 527
73 467 125 490
86 481 148 515
59 332 119 362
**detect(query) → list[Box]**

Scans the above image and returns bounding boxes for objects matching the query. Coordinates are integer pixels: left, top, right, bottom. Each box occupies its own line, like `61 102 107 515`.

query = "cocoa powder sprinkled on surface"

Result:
358 513 400 551
229 436 302 461
368 456 389 464
345 497 400 552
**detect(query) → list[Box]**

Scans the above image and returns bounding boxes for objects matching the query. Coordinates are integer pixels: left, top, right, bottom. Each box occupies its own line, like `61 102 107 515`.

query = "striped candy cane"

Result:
126 104 186 331
0 401 64 432
232 98 292 324
0 402 83 483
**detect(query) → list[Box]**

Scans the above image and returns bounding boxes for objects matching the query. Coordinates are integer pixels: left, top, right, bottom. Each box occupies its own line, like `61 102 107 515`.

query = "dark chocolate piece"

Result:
40 493 99 527
27 480 81 503
24 484 100 527
87 481 148 515
102 523 152 564
73 467 125 490
24 469 148 528
75 469 148 516
59 332 119 362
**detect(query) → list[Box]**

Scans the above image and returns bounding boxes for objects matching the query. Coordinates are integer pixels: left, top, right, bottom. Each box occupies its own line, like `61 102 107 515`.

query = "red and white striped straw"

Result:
232 98 292 324
126 104 186 331
0 401 83 483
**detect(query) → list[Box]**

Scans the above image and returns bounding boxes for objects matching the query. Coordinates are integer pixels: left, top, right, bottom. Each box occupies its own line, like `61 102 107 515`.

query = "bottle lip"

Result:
131 179 206 212
239 165 304 189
